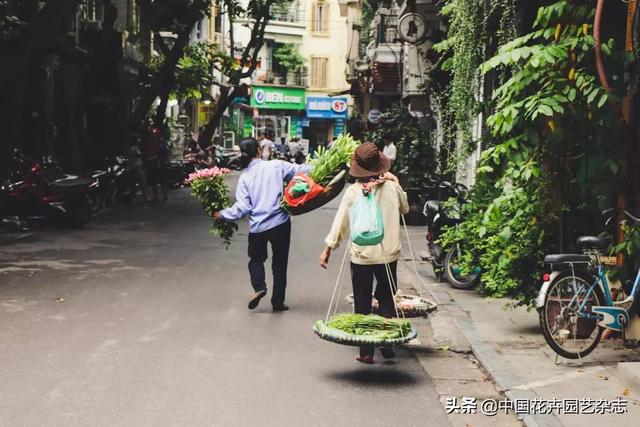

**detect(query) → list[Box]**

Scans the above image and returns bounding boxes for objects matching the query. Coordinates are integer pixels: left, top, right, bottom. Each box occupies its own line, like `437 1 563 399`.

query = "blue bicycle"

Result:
538 209 640 360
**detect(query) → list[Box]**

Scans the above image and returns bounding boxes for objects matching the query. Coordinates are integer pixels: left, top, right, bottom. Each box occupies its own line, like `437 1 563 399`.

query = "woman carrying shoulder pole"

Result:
319 143 409 364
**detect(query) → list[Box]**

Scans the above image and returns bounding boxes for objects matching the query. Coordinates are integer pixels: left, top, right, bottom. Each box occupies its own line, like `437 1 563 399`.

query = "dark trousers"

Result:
247 220 291 307
351 261 398 357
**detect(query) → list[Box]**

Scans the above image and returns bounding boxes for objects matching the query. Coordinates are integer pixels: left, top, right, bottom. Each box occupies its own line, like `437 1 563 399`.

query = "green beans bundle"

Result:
308 134 359 186
326 313 412 340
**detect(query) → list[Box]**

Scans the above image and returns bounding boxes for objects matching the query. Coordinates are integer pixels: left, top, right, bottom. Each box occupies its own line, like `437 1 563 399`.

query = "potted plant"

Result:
274 43 305 86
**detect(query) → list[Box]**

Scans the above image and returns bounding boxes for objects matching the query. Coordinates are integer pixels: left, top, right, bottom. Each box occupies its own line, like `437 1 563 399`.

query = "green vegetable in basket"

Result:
307 134 359 186
326 313 412 338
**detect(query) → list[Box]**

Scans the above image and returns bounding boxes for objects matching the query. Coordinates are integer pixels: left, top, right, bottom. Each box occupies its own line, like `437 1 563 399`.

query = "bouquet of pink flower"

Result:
187 167 237 247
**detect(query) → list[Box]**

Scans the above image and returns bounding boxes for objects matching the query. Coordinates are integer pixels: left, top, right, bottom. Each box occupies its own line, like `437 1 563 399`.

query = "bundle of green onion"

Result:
326 314 412 340
307 134 359 186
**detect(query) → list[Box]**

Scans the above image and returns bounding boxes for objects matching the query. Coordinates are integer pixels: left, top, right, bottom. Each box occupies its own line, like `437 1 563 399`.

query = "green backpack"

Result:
349 190 384 246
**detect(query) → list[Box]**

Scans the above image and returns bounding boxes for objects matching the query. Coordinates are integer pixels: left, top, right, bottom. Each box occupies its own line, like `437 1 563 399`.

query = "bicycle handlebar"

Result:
624 209 640 223
603 207 640 225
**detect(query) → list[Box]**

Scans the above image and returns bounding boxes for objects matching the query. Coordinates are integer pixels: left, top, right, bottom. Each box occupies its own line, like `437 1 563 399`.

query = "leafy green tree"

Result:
197 0 292 147
440 1 625 306
370 102 439 189
273 43 304 74
131 0 212 131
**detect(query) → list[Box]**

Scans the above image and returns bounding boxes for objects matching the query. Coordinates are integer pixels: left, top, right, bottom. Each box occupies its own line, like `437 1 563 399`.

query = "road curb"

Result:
0 232 34 246
617 362 640 393
400 258 564 427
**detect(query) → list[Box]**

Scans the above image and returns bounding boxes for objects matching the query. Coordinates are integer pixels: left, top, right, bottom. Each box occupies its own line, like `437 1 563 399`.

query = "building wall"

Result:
299 0 350 95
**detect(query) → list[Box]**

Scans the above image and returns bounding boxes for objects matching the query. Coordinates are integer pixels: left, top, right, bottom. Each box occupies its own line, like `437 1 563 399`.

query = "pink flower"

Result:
186 166 231 183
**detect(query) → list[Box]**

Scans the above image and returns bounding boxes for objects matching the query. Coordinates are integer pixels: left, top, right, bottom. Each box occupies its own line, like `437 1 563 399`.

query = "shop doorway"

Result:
253 115 291 141
303 119 333 154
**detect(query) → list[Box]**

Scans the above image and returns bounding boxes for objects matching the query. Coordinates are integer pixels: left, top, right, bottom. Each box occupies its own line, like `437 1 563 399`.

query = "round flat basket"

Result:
285 170 347 216
313 320 418 347
345 293 438 318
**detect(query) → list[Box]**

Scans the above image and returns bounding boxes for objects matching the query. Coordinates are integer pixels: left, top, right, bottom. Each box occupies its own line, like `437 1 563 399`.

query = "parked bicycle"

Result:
537 209 640 360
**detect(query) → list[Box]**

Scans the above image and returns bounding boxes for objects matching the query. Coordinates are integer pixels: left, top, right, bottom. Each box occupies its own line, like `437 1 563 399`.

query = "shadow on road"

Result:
327 366 424 387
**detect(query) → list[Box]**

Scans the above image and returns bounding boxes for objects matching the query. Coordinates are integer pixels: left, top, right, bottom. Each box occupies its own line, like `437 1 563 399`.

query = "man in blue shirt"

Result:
214 138 311 311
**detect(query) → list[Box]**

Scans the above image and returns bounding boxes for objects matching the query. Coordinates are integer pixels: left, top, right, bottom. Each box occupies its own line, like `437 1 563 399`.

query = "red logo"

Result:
331 100 348 113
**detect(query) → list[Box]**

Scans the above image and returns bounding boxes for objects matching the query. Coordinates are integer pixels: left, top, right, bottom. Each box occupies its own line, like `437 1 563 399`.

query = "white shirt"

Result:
260 139 274 160
383 143 397 161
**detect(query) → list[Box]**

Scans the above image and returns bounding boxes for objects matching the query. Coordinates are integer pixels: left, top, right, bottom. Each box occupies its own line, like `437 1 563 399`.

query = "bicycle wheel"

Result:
443 242 481 290
539 269 604 359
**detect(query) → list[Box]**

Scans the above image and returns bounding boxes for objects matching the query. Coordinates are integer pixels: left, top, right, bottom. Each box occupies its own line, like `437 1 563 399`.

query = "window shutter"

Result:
322 3 329 33
322 58 327 87
311 3 317 32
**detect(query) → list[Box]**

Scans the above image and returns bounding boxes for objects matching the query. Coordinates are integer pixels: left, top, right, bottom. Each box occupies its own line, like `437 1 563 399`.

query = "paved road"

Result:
0 175 449 427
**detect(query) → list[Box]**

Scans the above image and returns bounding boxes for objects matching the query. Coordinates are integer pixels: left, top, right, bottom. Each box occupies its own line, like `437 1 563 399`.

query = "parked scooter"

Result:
214 146 241 170
166 160 197 188
1 149 92 229
88 156 140 212
421 181 481 288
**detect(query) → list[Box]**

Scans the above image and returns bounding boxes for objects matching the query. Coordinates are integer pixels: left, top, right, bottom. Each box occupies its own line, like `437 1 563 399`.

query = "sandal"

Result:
356 355 374 364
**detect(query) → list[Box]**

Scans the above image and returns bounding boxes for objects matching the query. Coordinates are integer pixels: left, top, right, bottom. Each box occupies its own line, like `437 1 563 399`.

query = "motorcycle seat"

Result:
577 236 611 250
425 200 440 213
544 254 591 264
51 177 91 193
91 170 107 179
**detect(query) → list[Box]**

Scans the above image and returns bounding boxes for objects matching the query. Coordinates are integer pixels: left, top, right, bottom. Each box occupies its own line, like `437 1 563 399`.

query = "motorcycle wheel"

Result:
443 243 481 290
229 159 241 170
62 204 92 229
89 191 104 213
427 243 445 281
118 189 136 204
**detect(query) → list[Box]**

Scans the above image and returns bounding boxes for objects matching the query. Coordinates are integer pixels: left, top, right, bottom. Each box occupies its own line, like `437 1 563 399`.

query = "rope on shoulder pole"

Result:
324 241 351 325
380 242 407 336
401 214 426 288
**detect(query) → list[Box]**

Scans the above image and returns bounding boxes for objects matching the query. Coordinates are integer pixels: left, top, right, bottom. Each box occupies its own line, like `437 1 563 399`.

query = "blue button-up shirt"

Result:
221 159 312 234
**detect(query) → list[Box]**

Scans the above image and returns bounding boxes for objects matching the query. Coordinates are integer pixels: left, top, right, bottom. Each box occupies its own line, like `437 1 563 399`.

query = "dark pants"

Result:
351 261 398 357
247 220 291 307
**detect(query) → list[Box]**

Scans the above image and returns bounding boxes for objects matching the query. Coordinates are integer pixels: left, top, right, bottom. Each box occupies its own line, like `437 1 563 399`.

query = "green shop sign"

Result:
250 86 306 110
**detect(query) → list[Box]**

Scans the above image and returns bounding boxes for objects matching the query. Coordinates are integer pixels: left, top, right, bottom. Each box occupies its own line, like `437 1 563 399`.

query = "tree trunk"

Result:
154 86 171 130
129 24 193 132
197 86 231 148
196 0 275 148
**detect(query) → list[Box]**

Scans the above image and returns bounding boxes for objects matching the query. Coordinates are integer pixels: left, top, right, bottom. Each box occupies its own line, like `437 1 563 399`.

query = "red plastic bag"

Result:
283 173 325 208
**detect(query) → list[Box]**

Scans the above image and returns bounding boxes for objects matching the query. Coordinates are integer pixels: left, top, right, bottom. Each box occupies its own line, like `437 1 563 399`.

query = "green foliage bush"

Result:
439 0 624 307
273 43 305 73
370 103 439 188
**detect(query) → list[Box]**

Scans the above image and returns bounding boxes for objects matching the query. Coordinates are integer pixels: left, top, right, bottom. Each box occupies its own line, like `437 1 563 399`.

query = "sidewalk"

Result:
398 230 640 427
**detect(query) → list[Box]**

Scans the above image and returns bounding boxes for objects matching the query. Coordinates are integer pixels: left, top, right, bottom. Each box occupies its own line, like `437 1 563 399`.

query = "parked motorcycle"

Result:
88 156 140 211
88 168 111 212
167 159 203 188
422 181 481 288
214 146 241 170
1 150 92 229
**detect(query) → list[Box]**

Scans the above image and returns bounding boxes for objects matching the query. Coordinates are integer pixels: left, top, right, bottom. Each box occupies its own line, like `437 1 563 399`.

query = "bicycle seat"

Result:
544 254 591 264
577 236 611 250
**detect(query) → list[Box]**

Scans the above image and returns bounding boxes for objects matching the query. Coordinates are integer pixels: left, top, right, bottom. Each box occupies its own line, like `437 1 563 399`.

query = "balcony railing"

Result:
271 2 305 24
